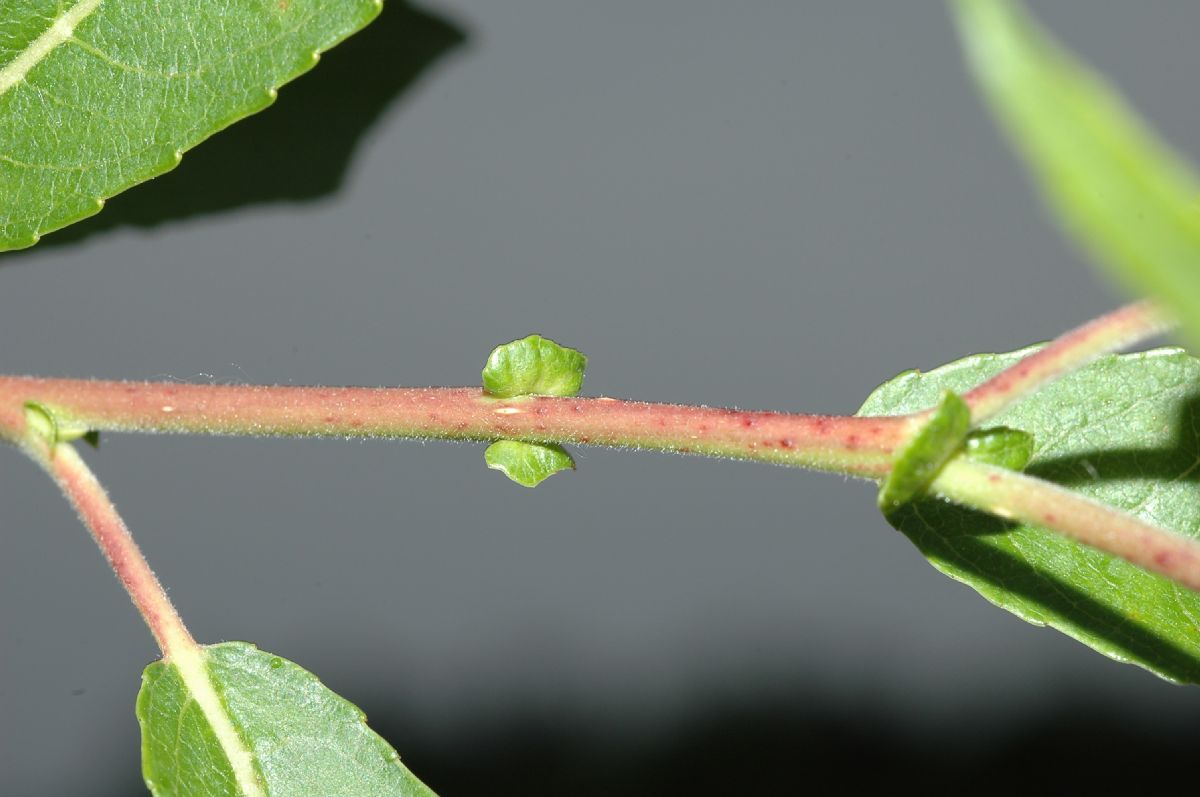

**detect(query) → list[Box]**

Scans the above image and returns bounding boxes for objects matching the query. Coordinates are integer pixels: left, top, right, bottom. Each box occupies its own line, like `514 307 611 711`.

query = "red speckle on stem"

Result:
1155 551 1173 567
1043 513 1056 523
779 438 794 449
846 434 860 449
988 473 1000 483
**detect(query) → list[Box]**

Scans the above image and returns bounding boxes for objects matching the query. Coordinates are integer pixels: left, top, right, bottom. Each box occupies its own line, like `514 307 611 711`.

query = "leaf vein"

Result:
0 0 103 97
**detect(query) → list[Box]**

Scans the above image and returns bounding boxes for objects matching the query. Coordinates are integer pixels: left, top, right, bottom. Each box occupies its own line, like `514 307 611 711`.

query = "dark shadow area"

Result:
37 2 467 250
878 388 1200 682
388 699 1194 794
891 497 1200 682
1026 391 1200 485
96 690 1196 796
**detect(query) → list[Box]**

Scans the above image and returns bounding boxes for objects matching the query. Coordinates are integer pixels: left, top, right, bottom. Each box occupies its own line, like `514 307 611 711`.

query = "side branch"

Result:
28 439 197 658
961 300 1172 423
19 437 267 794
933 458 1200 591
0 378 915 478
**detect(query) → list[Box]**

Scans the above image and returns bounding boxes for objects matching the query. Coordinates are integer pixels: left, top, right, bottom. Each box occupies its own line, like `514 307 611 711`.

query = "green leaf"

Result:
137 641 437 797
23 399 95 446
860 346 1200 683
953 0 1200 347
964 426 1033 471
877 390 970 513
482 335 587 398
0 0 382 250
485 439 575 487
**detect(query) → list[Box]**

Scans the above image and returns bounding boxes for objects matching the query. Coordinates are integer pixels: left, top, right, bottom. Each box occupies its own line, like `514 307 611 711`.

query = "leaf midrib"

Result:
172 645 267 797
0 0 104 97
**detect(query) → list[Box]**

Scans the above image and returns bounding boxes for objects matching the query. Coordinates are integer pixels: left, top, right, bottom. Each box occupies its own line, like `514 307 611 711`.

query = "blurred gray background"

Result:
3 2 1199 794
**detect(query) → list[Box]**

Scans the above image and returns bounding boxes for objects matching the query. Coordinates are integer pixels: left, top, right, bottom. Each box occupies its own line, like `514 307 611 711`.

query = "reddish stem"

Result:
23 435 265 793
935 458 1200 591
960 300 1171 422
29 438 196 658
0 378 916 478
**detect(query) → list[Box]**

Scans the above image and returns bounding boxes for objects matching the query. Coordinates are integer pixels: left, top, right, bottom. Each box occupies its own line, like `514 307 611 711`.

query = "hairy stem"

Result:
933 457 1200 591
0 378 917 478
26 437 197 658
21 435 266 794
960 300 1173 423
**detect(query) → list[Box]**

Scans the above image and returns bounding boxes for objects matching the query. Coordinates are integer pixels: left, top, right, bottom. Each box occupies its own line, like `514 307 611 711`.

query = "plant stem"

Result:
0 378 916 478
22 435 267 795
25 436 196 658
933 457 1200 591
960 299 1172 423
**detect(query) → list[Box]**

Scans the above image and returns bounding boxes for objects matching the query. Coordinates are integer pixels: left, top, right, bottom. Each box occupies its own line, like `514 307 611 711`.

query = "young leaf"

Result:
485 439 575 487
953 0 1200 346
860 347 1200 683
0 0 383 250
23 400 96 447
137 641 437 797
482 335 587 398
964 426 1034 471
877 390 970 513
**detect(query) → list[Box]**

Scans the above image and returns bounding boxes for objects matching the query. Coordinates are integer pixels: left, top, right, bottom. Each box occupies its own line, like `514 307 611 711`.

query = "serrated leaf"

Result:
877 389 970 513
860 347 1200 683
953 0 1200 346
0 0 383 250
482 335 587 398
137 641 437 796
485 439 574 487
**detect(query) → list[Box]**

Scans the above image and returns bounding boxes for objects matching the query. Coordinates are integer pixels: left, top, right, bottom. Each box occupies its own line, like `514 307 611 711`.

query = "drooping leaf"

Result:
137 641 437 796
953 0 1200 346
0 0 382 250
482 335 587 399
860 347 1200 683
485 439 575 487
877 389 970 513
